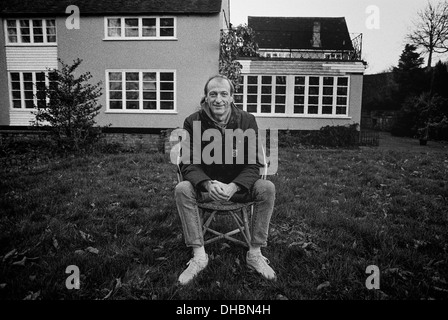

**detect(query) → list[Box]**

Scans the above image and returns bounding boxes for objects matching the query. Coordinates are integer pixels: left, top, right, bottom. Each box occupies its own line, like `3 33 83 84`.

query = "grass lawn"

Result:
0 144 447 300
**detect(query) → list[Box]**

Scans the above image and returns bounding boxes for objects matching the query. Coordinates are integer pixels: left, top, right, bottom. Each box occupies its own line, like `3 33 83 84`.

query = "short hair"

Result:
203 74 235 96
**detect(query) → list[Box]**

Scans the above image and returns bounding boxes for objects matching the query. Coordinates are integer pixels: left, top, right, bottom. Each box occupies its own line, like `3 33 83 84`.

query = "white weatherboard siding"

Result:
6 47 58 70
6 46 57 125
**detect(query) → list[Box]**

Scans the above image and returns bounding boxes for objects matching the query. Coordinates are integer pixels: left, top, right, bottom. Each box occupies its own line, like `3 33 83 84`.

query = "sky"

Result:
229 0 448 74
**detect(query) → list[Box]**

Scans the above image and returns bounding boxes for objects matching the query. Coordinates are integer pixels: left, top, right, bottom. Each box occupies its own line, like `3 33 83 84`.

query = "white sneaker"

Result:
178 255 209 285
246 252 277 280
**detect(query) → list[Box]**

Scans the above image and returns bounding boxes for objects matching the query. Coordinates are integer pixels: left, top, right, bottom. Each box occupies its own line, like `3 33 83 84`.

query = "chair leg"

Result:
229 210 250 247
242 206 252 246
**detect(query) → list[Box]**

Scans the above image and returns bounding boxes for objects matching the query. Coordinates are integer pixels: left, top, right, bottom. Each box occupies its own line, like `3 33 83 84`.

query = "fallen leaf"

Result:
79 230 94 242
220 243 231 250
53 237 59 250
23 290 40 300
317 281 331 290
29 275 36 281
75 250 85 255
85 247 99 254
3 249 17 261
276 294 289 300
12 256 26 267
0 283 6 289
155 257 167 261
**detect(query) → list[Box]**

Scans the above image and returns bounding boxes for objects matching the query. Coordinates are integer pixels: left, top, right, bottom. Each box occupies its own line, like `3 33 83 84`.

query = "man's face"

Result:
206 78 233 119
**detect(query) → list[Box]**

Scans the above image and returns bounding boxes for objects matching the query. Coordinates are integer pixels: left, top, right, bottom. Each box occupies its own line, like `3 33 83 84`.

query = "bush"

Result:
278 124 360 148
33 58 105 152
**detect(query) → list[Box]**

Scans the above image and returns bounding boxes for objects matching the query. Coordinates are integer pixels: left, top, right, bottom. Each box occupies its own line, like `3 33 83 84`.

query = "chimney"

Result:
312 21 321 48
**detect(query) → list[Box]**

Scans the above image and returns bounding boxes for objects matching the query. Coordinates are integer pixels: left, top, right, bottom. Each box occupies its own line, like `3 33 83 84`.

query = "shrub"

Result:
33 58 105 152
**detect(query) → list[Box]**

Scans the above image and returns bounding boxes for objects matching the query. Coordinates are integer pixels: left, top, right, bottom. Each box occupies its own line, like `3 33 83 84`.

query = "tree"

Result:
407 1 448 68
33 58 103 152
392 44 428 104
219 24 259 89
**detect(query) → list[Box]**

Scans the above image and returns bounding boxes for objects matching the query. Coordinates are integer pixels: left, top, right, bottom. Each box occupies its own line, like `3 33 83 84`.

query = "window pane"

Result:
126 101 139 109
294 106 304 114
160 18 174 27
295 76 305 85
25 100 34 108
108 18 121 27
261 95 271 103
247 105 257 113
247 95 257 103
143 82 156 90
275 96 286 104
46 19 56 27
110 101 122 109
309 87 319 95
20 20 30 27
126 92 139 100
126 82 139 90
13 100 22 108
337 87 348 95
126 72 139 81
108 28 121 37
25 91 34 100
322 106 333 114
248 76 258 84
309 77 320 85
338 77 348 86
142 28 156 37
33 20 42 27
8 36 18 43
143 101 157 110
161 92 174 100
125 28 138 37
143 72 156 81
247 86 258 94
160 101 174 110
276 76 286 84
261 86 272 94
21 36 31 43
24 82 33 90
336 107 347 114
109 82 122 90
23 73 32 81
308 106 318 114
323 77 334 85
12 91 21 99
323 87 333 95
12 82 20 90
323 97 333 105
143 92 156 100
337 97 347 105
125 18 138 27
275 105 285 113
160 73 173 81
109 72 122 80
294 96 304 104
109 91 122 99
294 86 304 95
276 86 286 94
160 82 173 90
261 105 271 113
160 28 174 37
34 36 44 43
308 96 319 104
10 73 20 81
7 20 16 27
262 76 272 84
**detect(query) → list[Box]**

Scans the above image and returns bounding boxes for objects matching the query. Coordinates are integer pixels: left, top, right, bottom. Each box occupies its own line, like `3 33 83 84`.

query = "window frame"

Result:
104 16 177 40
105 69 177 113
235 74 350 118
8 71 51 110
4 19 57 45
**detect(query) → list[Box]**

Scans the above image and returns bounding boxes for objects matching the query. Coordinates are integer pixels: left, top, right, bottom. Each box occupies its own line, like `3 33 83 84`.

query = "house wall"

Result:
0 19 9 126
56 14 220 129
238 59 364 130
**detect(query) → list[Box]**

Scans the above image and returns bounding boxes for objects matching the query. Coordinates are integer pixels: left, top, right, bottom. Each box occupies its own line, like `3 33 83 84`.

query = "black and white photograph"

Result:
0 0 447 311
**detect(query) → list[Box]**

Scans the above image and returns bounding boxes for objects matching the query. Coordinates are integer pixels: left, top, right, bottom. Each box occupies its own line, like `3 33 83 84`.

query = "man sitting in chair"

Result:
175 74 276 285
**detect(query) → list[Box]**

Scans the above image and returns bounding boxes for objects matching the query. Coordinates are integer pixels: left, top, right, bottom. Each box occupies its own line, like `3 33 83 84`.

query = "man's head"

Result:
203 75 234 121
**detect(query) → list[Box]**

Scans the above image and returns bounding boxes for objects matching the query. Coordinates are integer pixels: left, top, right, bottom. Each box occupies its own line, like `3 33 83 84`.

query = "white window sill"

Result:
6 43 57 47
252 114 352 119
103 38 177 41
105 110 178 114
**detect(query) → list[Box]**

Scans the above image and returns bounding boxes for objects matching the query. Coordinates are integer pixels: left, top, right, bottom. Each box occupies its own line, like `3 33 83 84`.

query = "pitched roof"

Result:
248 16 354 51
0 0 223 16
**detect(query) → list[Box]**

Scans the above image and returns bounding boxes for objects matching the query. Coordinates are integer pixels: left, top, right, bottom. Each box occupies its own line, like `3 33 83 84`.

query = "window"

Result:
237 75 349 117
9 71 50 109
105 17 176 39
5 19 56 44
107 70 175 112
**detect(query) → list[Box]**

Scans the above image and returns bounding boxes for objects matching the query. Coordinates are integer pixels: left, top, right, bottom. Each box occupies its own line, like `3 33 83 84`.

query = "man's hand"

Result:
204 180 239 201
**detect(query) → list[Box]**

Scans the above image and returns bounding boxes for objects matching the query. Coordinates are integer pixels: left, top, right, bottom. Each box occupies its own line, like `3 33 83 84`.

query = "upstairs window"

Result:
105 17 176 39
6 19 57 44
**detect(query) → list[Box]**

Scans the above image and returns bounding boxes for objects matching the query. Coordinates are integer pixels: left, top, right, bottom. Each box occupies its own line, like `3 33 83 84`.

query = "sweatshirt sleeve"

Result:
231 115 264 191
179 117 210 189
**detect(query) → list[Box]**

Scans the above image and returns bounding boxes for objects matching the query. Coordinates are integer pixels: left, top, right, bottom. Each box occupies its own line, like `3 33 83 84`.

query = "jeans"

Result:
175 179 275 248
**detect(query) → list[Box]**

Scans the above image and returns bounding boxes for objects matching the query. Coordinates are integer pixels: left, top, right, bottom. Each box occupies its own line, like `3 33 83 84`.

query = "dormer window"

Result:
5 19 57 44
105 17 176 40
